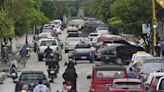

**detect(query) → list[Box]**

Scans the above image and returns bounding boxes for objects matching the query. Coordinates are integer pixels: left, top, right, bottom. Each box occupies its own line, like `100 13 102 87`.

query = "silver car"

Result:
65 37 81 53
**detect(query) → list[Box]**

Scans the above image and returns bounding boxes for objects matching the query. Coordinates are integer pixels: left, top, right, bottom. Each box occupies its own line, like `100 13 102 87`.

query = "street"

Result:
0 30 92 92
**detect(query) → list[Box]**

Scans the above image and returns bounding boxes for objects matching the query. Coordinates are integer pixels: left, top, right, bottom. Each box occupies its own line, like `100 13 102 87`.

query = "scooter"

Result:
10 69 18 83
48 66 58 82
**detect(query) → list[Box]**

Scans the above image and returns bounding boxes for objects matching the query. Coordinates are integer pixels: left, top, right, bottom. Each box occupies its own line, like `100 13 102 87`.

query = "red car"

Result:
87 64 127 92
108 78 147 92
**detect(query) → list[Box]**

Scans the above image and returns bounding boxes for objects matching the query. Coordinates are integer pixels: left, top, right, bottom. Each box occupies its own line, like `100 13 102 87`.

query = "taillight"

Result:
56 47 58 51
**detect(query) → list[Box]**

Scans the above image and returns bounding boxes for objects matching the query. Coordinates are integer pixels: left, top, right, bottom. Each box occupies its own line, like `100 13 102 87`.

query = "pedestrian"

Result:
160 40 164 57
21 84 30 92
63 67 78 90
33 80 50 92
128 67 137 78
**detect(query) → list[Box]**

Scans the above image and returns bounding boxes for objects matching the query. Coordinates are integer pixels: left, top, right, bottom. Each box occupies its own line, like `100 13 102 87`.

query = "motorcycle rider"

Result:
65 54 76 66
44 45 53 60
63 66 78 91
46 53 59 78
20 45 28 59
57 81 76 92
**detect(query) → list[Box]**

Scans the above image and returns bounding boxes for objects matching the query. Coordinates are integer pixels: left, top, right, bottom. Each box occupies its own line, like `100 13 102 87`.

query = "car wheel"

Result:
116 58 122 65
38 56 43 61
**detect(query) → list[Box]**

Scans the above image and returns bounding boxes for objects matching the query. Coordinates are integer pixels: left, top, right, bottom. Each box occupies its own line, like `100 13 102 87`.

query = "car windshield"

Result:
159 79 164 90
89 34 98 37
76 44 90 48
40 40 57 46
96 70 125 78
20 73 46 80
113 82 142 89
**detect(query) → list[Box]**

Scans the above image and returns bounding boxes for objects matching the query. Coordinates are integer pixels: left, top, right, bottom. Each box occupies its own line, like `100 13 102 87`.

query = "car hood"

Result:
109 88 145 92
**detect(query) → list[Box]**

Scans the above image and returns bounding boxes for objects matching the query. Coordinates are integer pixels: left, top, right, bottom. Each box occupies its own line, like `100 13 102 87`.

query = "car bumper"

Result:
101 55 116 62
74 53 90 60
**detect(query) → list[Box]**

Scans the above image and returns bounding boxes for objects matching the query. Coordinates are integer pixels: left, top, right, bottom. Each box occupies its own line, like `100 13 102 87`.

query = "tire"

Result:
38 56 43 61
116 58 122 65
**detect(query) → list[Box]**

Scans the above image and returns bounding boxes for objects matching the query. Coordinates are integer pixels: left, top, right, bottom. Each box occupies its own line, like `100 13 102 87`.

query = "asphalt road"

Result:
0 30 93 92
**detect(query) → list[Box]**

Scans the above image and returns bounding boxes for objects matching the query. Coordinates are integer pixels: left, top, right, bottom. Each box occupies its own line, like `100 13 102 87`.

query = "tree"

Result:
110 0 151 35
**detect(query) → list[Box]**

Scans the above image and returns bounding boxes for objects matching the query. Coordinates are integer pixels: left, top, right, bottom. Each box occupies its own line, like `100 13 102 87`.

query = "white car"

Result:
96 27 109 34
88 33 101 44
67 25 78 33
69 19 85 30
37 39 62 61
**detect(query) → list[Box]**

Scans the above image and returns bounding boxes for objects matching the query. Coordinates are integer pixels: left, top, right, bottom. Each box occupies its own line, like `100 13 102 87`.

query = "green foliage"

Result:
0 10 14 37
2 0 48 37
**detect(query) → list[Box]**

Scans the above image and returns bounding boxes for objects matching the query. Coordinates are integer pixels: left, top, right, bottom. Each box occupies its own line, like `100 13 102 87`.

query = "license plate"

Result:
11 73 16 76
81 56 87 59
105 57 109 59
50 71 55 73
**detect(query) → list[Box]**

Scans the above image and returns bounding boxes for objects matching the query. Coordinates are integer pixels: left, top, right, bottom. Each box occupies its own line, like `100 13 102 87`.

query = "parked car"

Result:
96 27 109 34
65 37 81 53
15 71 50 92
73 42 92 62
108 78 147 92
132 57 164 79
88 33 101 45
144 72 164 91
37 38 62 61
87 64 127 92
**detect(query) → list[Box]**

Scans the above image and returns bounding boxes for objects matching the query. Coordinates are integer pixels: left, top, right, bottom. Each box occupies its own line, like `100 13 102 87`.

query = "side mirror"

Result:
87 75 91 79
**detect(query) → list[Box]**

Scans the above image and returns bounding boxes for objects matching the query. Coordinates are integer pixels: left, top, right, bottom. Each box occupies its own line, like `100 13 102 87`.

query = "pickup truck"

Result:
37 39 62 61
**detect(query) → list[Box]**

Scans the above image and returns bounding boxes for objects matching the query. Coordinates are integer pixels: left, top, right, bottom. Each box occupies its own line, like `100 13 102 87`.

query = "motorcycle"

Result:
48 65 58 82
10 68 18 83
25 47 31 58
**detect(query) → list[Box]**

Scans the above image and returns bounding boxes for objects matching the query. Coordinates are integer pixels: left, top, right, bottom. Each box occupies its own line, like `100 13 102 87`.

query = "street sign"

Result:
142 24 151 34
156 0 164 8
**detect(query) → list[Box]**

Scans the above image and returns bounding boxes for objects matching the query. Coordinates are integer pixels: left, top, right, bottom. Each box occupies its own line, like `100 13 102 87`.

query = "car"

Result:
69 19 85 30
108 78 147 92
73 42 92 62
96 27 109 34
156 76 164 91
144 72 164 91
65 37 81 53
88 33 101 44
132 57 164 79
37 38 62 61
87 64 127 92
15 71 50 92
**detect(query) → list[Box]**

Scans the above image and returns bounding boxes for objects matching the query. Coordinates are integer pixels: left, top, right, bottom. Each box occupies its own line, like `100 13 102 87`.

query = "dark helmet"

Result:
12 64 16 67
68 54 73 59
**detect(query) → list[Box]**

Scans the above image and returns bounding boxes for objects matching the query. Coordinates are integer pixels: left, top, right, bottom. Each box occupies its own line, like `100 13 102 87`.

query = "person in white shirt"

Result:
33 80 50 92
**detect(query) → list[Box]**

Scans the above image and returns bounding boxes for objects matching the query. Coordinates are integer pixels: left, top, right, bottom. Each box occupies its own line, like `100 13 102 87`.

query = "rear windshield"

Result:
40 40 57 46
76 44 91 48
113 82 142 89
98 27 108 30
96 70 125 78
67 38 80 42
20 73 46 80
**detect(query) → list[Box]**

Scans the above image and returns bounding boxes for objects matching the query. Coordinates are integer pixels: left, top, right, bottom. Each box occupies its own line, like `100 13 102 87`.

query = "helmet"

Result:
68 55 73 59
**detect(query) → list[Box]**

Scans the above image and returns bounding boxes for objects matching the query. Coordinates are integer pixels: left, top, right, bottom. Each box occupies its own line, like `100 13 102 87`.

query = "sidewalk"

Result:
0 34 33 84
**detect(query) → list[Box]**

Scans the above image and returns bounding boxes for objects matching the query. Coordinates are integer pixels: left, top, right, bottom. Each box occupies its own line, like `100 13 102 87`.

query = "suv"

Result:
37 38 62 61
15 71 50 92
87 64 127 92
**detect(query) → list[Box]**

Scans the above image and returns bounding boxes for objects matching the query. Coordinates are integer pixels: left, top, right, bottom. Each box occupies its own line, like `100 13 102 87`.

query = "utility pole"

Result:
152 0 157 56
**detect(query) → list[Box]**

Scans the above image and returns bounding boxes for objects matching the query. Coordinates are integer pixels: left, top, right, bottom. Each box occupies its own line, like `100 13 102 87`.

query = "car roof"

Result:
93 65 126 70
149 72 164 76
113 78 141 83
21 71 44 74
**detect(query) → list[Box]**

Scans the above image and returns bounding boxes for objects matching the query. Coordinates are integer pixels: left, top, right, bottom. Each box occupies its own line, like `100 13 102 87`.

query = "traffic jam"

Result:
1 18 164 92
